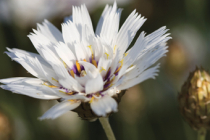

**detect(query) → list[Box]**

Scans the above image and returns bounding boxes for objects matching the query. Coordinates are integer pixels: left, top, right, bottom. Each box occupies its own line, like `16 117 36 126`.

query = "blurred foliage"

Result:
0 0 210 140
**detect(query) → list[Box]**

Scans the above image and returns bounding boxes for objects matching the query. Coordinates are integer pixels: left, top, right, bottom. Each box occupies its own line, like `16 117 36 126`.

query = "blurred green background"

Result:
0 0 210 139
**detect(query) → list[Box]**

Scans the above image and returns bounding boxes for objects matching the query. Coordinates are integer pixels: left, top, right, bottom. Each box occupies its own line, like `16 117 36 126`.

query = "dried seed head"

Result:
178 67 210 130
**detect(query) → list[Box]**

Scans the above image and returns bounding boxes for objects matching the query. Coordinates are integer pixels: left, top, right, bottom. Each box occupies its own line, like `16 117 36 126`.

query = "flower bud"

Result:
178 67 210 130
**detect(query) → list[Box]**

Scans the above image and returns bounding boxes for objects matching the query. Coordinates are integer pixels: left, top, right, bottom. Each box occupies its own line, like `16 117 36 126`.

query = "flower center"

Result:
42 44 125 99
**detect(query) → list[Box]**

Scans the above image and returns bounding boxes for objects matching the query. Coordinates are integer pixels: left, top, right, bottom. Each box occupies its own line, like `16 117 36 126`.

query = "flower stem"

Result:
197 128 207 140
99 117 116 140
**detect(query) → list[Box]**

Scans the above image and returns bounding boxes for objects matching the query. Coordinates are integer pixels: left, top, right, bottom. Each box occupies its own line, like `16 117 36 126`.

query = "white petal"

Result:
62 21 80 45
6 51 45 79
74 43 86 61
75 74 91 87
114 33 147 79
34 57 60 86
6 47 47 66
123 32 147 66
28 31 60 62
117 64 160 90
122 29 170 81
92 37 104 61
79 61 99 78
134 44 167 72
114 10 146 57
40 48 84 92
54 42 76 69
37 19 64 43
91 96 118 117
119 27 170 81
6 51 40 78
100 38 114 59
0 78 85 101
85 75 103 94
6 48 60 86
28 29 55 48
145 26 169 44
97 57 112 78
133 27 170 58
54 89 87 100
101 87 118 97
109 49 121 76
95 4 110 35
0 78 60 100
39 100 81 120
72 4 94 38
0 77 42 85
96 2 122 45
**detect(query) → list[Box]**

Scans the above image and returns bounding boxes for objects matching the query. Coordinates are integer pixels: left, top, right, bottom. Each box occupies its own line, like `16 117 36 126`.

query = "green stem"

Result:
197 128 207 140
99 117 116 140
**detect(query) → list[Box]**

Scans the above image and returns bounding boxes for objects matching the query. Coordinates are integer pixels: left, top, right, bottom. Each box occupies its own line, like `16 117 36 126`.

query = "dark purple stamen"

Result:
87 94 93 98
114 67 119 76
72 65 77 74
89 58 92 63
104 68 111 81
72 65 80 76
104 83 110 89
81 65 84 71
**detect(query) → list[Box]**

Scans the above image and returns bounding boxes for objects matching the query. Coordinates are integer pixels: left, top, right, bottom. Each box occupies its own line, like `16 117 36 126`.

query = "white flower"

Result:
0 2 171 120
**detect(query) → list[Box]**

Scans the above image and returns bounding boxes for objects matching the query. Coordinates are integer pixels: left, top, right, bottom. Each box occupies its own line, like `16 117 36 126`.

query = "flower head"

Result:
0 2 171 120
